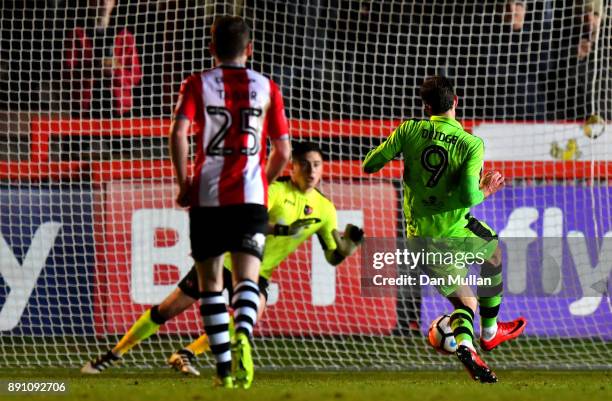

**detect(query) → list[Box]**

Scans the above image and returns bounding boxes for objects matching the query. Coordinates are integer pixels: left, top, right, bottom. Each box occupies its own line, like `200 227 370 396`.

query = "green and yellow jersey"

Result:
363 116 487 237
226 178 337 279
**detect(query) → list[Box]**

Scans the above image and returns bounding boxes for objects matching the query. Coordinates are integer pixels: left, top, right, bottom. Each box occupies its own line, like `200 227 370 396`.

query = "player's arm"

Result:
479 170 505 198
452 138 486 208
169 77 198 207
317 204 364 266
271 218 321 236
325 224 365 265
267 139 291 183
265 80 291 183
169 119 191 207
363 120 413 173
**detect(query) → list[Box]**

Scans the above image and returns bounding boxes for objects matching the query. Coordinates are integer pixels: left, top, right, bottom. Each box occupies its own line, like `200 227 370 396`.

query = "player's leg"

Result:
478 245 527 351
232 252 262 338
478 246 503 341
174 267 233 364
183 333 211 356
255 276 270 322
177 303 267 359
189 206 234 388
448 287 478 351
196 256 233 387
228 203 268 389
185 292 268 357
177 274 269 359
115 288 197 356
421 251 496 383
81 282 198 374
169 277 268 376
230 252 262 389
419 257 479 353
465 216 527 350
165 266 204 375
447 286 497 383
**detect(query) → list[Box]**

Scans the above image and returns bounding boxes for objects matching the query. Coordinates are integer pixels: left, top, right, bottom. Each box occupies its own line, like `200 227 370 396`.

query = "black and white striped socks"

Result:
232 279 260 337
200 292 231 378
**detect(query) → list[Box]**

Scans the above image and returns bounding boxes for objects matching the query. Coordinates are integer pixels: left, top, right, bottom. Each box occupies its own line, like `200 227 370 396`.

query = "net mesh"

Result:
0 0 610 370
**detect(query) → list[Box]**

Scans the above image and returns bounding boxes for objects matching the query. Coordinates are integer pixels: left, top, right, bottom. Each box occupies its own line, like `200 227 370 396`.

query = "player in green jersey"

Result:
81 142 364 378
363 76 526 383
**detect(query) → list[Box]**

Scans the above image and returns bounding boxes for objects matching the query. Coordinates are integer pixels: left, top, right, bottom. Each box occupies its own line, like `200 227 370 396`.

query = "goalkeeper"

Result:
363 76 526 383
82 142 364 376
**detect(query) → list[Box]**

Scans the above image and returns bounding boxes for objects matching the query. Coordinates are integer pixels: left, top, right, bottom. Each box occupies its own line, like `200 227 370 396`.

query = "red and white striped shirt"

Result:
174 66 289 207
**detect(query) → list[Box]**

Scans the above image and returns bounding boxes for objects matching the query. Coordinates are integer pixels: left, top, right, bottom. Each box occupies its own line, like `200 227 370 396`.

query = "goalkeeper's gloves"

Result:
273 218 321 236
332 224 365 257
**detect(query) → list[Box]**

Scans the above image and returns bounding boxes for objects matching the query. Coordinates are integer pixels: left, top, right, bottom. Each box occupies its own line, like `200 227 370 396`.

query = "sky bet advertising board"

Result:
1 184 610 339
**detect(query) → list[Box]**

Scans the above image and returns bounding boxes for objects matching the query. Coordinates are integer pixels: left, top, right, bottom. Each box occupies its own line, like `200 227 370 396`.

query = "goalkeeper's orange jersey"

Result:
225 178 337 279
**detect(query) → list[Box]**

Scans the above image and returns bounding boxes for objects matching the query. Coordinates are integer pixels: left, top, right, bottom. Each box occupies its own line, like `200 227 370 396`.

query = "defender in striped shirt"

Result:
169 16 290 388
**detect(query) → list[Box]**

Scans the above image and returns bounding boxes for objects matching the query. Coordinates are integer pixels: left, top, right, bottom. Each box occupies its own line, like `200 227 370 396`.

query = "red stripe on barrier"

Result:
2 160 609 182
6 117 608 182
0 161 85 180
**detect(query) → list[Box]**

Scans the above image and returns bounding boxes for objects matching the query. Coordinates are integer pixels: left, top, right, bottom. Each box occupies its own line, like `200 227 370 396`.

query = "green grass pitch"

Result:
0 369 609 401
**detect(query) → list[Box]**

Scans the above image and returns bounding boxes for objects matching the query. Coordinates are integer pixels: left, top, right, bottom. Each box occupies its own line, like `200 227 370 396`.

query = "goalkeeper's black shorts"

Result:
189 203 268 261
178 265 270 301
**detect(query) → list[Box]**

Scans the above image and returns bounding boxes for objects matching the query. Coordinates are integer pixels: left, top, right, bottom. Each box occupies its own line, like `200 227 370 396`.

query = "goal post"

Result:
0 0 610 370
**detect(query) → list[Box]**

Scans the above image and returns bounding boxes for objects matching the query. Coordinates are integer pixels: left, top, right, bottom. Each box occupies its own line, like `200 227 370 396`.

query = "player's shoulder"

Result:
395 119 419 132
458 130 485 149
272 176 291 186
394 119 432 137
245 69 277 86
181 70 209 88
180 73 195 86
191 68 216 78
244 69 284 99
275 176 291 183
245 68 269 80
269 177 292 194
313 187 336 211
311 189 336 225
197 67 225 80
176 73 205 101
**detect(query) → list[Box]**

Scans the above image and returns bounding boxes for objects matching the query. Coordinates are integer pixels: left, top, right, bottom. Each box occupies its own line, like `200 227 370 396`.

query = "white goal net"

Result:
0 0 610 370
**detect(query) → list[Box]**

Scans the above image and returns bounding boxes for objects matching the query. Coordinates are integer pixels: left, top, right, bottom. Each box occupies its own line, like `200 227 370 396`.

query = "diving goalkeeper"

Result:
82 142 364 376
362 76 526 383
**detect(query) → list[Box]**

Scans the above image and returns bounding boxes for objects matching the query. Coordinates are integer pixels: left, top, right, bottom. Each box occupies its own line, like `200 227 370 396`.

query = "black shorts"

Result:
177 265 270 301
189 204 268 261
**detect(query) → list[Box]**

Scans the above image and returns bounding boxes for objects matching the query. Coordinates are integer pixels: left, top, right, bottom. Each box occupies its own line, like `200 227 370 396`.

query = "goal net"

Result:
0 0 610 370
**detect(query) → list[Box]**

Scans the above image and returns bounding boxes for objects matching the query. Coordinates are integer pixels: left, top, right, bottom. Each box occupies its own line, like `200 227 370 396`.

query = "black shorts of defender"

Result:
189 204 268 261
178 266 270 301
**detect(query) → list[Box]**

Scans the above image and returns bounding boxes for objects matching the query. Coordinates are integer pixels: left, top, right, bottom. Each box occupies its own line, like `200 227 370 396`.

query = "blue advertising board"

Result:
0 184 95 334
421 185 612 339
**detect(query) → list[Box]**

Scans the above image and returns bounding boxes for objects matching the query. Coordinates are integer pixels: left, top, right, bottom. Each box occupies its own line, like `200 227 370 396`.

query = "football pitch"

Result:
0 369 609 401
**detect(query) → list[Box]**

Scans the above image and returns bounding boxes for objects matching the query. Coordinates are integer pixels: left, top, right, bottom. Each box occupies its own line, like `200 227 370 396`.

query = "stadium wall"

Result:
0 116 610 340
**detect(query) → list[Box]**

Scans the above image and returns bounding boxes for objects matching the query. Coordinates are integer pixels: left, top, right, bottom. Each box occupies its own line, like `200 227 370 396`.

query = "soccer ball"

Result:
583 114 605 139
427 314 457 355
